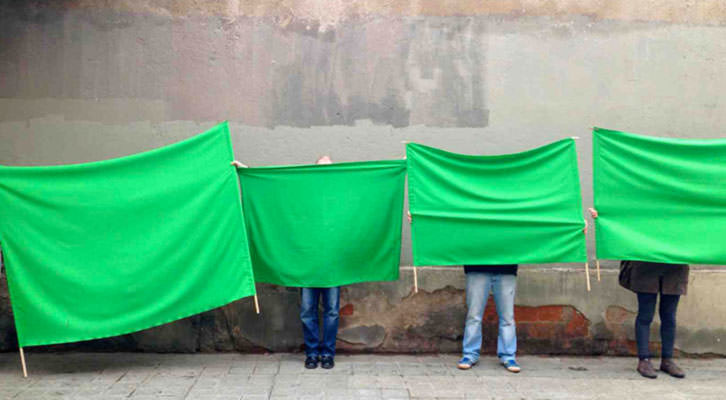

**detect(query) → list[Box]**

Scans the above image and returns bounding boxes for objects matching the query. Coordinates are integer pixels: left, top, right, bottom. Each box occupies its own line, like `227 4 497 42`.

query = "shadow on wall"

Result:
0 277 690 357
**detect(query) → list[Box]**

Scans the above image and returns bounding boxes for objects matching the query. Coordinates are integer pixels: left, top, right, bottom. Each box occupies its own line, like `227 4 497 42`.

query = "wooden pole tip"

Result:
19 347 27 378
585 262 592 292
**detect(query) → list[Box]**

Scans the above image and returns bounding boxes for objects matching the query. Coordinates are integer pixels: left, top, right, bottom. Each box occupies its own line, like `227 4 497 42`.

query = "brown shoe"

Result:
660 358 685 378
637 359 658 379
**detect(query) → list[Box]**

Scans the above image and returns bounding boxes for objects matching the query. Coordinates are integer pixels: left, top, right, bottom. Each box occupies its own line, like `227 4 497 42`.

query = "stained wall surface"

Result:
1 0 725 355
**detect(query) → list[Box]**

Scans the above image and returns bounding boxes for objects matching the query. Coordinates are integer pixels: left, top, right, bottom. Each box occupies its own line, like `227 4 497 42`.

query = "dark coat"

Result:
619 261 689 295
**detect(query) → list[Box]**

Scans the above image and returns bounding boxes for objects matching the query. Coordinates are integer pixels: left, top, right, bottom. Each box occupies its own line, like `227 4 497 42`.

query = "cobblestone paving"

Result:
0 353 723 399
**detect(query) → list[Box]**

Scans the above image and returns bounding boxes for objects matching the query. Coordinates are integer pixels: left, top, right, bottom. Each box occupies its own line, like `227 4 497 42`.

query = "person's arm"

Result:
407 211 412 223
231 160 248 168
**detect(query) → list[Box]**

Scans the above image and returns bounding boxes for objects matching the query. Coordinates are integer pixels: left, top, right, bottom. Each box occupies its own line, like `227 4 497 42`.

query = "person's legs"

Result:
492 274 517 369
659 294 685 378
460 272 492 367
635 292 657 360
658 294 680 359
320 287 341 359
300 288 321 359
635 292 658 378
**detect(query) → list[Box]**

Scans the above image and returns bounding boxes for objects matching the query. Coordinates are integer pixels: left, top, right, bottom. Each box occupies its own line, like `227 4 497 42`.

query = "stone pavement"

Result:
0 353 723 399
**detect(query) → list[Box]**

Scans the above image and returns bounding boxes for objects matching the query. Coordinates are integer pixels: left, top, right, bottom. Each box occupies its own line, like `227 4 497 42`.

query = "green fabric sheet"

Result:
407 140 587 266
0 122 256 347
238 160 406 287
593 127 726 264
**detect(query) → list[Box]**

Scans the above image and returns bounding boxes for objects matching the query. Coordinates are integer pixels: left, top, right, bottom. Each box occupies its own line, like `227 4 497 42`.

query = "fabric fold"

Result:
238 159 406 287
593 127 726 264
0 122 256 347
407 140 586 266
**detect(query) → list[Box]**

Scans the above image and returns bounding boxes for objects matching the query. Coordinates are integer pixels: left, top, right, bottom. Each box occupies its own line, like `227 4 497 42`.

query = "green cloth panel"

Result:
593 127 726 264
0 122 256 347
238 160 406 287
407 140 587 266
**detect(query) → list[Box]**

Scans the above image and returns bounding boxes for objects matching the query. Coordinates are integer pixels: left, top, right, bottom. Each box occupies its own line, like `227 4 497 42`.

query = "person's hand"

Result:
583 219 588 234
316 155 332 165
407 211 412 223
588 208 598 219
231 160 248 168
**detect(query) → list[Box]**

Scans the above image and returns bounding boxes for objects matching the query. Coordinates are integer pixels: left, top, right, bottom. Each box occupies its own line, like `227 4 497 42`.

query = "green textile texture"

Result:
407 140 587 266
0 122 256 347
238 160 406 287
593 127 726 264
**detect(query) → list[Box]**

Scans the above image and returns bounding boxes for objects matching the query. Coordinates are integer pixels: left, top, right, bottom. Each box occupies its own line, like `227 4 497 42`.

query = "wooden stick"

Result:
596 259 601 282
19 347 27 378
585 262 591 292
412 267 419 294
253 294 260 314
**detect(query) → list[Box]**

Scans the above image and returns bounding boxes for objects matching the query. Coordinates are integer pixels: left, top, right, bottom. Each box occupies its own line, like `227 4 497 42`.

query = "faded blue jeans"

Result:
461 273 517 363
300 287 340 358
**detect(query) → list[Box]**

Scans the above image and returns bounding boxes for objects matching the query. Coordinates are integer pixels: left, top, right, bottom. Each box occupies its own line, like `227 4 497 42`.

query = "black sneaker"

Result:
320 356 335 369
304 356 319 369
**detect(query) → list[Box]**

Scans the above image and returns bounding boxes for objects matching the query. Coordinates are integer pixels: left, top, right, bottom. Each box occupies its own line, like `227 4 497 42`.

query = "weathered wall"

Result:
1 1 725 356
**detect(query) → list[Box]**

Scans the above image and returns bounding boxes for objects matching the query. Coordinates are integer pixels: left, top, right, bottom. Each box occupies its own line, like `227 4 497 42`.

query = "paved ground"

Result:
0 353 723 399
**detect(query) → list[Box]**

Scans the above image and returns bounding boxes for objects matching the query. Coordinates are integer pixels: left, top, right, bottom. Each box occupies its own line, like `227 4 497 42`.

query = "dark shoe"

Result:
304 356 319 369
320 356 335 369
637 359 658 379
660 358 685 378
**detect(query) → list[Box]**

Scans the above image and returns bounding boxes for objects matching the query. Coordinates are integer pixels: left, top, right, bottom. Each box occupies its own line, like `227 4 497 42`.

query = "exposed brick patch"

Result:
605 306 632 325
565 310 589 337
340 304 354 316
537 306 564 322
478 300 592 354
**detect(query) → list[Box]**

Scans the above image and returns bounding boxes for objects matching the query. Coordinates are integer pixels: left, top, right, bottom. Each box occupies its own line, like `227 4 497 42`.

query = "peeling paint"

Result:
42 0 726 27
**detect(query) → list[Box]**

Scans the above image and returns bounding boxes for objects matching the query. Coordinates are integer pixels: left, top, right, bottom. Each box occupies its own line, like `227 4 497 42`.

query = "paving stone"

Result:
0 353 723 399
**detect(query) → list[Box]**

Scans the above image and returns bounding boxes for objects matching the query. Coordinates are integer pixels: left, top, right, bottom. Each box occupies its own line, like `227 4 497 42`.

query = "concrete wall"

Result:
1 1 725 356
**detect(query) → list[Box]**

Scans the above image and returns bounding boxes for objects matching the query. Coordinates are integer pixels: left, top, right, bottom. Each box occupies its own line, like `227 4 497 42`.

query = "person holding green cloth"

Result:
297 155 341 370
589 208 687 379
234 156 341 370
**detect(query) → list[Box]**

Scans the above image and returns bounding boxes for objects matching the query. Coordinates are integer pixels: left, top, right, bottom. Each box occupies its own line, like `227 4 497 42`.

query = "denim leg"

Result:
300 288 321 358
635 292 658 360
462 272 492 362
659 294 680 359
320 287 341 358
492 274 517 363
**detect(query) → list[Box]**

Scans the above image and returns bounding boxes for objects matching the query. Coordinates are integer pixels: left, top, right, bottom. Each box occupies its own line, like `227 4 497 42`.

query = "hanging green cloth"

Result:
407 140 586 266
593 127 726 264
238 160 406 287
0 122 256 347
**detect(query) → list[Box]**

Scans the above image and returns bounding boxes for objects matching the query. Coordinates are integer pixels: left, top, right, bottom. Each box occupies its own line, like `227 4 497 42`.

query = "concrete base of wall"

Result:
3 266 724 356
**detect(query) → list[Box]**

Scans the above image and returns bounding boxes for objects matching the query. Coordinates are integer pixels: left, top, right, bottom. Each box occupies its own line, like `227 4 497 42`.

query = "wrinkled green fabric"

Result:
238 160 406 287
593 127 726 264
0 122 256 347
407 140 586 266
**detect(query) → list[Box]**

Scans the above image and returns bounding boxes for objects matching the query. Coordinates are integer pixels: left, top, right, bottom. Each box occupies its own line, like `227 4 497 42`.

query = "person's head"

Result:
316 155 332 165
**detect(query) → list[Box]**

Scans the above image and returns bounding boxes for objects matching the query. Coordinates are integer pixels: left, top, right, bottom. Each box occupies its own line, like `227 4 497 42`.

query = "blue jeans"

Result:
300 287 340 358
635 292 680 360
462 273 517 363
